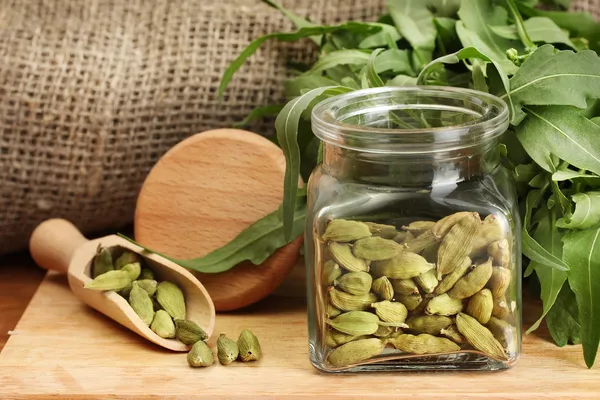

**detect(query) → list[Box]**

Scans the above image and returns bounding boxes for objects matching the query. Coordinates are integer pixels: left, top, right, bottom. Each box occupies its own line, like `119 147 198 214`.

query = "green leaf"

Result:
515 163 540 183
546 283 582 347
305 49 371 75
118 202 306 274
592 116 600 127
528 208 567 333
516 106 600 176
276 86 353 239
556 192 600 229
284 75 339 97
523 189 570 271
502 45 600 123
550 180 571 215
457 0 522 74
489 17 576 49
365 49 385 87
387 0 437 69
233 104 285 128
434 17 458 54
218 23 380 98
563 227 600 367
359 23 402 49
260 0 320 44
386 75 419 86
552 170 600 181
374 49 415 75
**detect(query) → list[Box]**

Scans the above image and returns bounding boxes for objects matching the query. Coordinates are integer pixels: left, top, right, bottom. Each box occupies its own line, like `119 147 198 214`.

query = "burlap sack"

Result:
0 0 597 255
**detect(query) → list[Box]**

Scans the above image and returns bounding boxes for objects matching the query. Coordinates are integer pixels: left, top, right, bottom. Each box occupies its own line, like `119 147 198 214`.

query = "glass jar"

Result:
305 86 521 372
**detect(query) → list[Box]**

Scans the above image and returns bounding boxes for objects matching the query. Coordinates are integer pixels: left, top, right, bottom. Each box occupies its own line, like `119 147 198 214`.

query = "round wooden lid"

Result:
134 129 302 311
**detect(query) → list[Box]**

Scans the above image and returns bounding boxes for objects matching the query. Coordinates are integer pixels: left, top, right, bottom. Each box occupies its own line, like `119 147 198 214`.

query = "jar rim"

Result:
311 86 509 154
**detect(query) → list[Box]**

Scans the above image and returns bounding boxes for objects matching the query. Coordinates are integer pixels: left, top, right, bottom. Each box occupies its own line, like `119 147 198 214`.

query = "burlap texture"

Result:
0 0 597 255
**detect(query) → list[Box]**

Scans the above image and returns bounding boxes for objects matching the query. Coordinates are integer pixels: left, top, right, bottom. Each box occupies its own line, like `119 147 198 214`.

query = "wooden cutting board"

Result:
0 272 599 400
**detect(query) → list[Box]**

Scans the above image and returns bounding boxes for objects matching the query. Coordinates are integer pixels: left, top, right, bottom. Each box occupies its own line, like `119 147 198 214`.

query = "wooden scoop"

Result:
29 218 215 352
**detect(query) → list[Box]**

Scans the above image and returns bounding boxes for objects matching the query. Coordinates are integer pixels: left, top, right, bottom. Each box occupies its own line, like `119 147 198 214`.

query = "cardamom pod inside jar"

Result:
305 87 521 372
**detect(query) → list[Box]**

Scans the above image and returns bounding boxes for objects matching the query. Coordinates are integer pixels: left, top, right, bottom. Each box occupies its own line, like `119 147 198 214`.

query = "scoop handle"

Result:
29 219 88 274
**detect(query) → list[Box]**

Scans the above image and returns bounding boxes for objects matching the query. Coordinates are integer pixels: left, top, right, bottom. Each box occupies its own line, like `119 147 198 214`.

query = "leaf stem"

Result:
506 0 537 52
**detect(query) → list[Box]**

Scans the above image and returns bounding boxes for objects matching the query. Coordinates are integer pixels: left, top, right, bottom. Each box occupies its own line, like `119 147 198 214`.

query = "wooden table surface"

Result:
1 256 600 399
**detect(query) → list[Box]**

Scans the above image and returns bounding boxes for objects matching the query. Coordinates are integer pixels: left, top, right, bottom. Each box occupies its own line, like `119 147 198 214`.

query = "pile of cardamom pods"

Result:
321 212 518 368
84 246 262 367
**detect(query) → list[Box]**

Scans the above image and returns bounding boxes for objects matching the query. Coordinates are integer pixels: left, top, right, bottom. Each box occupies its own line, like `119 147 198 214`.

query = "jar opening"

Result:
312 86 509 154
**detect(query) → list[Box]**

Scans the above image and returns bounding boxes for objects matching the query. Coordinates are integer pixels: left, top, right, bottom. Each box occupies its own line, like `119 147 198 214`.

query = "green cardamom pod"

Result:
488 267 511 298
488 238 510 268
325 330 368 348
92 246 114 278
150 309 176 339
175 319 209 345
371 276 394 301
187 340 214 367
327 338 385 367
401 220 435 235
119 282 133 298
425 293 463 316
237 329 262 362
326 311 380 336
120 262 141 281
387 333 460 354
393 231 413 244
469 215 505 257
334 271 373 295
432 211 473 239
114 251 141 270
217 333 239 365
352 237 402 261
323 219 372 242
371 252 434 279
414 269 439 294
448 257 493 299
326 303 342 318
364 222 397 239
404 230 438 253
437 212 480 279
406 315 452 335
329 287 377 312
390 278 419 296
440 324 466 345
486 317 517 352
156 281 186 320
372 325 395 338
129 283 155 326
322 260 342 285
140 268 155 280
135 279 158 297
396 292 423 311
84 270 132 291
371 301 408 325
456 313 507 360
329 242 369 272
421 240 441 263
466 288 493 324
492 296 511 319
434 256 472 295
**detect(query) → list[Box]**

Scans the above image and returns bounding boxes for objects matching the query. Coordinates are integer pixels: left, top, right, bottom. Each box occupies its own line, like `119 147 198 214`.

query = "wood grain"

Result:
134 129 302 311
0 254 45 351
1 271 599 399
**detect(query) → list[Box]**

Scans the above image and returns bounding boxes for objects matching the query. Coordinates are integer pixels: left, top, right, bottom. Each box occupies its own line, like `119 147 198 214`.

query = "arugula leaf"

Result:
546 283 582 346
387 0 437 69
503 45 600 123
515 163 540 182
550 180 572 214
387 75 419 86
233 104 284 128
489 17 576 49
285 75 339 97
516 106 600 176
359 23 402 49
522 189 570 271
260 0 320 44
218 23 381 98
527 208 567 333
434 17 458 54
552 170 600 181
457 0 522 74
119 200 306 273
563 227 600 367
365 49 385 87
276 86 353 239
374 49 415 75
556 192 600 229
305 49 371 74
